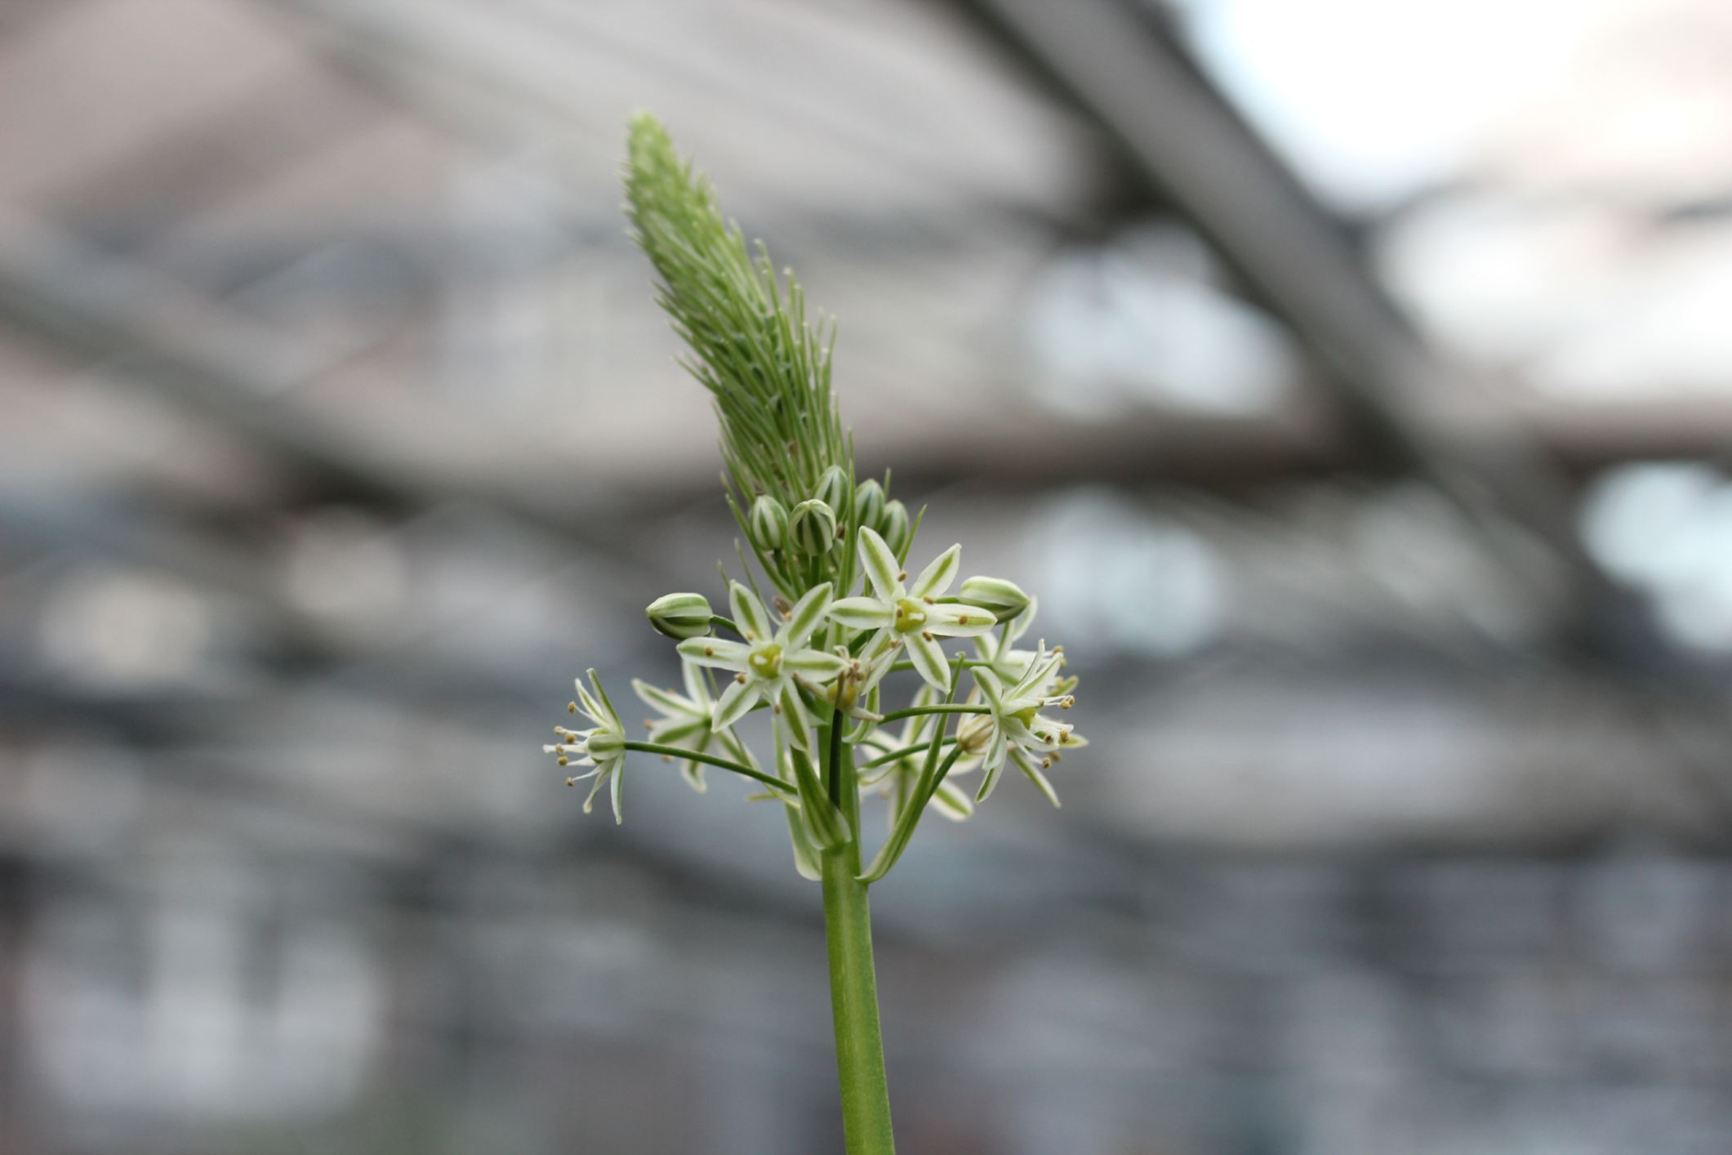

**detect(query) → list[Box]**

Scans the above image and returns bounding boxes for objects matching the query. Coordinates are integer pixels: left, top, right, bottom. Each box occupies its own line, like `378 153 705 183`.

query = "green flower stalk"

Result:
546 114 1087 1154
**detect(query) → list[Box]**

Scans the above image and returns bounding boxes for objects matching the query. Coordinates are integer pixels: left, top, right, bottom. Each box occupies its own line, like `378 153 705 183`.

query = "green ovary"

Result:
748 643 783 678
892 597 928 634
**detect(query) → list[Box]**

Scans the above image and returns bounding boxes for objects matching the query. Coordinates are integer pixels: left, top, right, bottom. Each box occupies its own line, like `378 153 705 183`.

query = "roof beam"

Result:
956 0 1626 645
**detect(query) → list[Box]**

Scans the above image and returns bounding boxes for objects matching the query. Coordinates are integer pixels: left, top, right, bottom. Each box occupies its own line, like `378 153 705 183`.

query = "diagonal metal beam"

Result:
956 0 1626 644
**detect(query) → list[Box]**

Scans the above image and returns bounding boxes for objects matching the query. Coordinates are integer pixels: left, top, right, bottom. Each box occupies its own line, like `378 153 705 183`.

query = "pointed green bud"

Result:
879 499 911 557
813 465 849 512
959 576 1031 620
789 498 838 556
853 479 885 530
645 592 713 639
748 495 788 552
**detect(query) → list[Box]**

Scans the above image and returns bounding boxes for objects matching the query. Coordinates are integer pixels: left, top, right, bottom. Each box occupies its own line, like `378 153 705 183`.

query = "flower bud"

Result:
852 478 885 530
645 592 713 640
813 465 849 512
879 499 911 557
747 495 788 552
788 498 838 556
959 576 1031 620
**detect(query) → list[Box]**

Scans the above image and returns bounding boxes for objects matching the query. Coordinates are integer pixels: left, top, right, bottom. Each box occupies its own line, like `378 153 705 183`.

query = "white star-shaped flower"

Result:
543 668 630 822
678 581 845 750
955 645 1084 807
828 528 997 691
632 660 733 793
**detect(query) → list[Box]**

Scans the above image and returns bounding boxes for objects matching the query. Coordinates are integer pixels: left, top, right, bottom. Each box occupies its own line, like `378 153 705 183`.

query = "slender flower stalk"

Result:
535 114 1089 1154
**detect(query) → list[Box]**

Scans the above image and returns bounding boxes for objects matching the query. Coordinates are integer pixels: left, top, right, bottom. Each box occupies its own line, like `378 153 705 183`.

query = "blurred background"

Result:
4 0 1732 1151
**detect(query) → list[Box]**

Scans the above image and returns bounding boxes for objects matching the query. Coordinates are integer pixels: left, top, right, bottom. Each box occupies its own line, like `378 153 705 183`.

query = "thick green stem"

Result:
819 718 896 1154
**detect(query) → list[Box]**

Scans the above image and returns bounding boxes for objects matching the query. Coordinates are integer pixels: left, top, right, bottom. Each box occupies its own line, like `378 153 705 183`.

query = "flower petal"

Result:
857 527 903 601
984 724 1008 773
677 637 752 672
786 648 848 682
905 630 950 692
587 669 620 723
1012 747 1062 808
829 597 893 631
679 761 708 793
582 769 609 814
901 682 941 744
909 544 961 599
632 678 693 718
931 778 977 821
925 602 998 637
648 717 708 745
574 677 605 725
778 684 814 751
610 761 626 823
974 668 1006 710
729 581 774 643
975 757 1005 803
712 678 761 730
681 658 710 705
781 581 833 649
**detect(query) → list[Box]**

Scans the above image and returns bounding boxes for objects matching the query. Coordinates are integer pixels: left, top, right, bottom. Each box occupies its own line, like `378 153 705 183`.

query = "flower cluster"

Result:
544 518 1084 879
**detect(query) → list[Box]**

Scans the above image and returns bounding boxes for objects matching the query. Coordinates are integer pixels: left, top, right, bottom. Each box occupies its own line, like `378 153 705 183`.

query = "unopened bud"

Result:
853 479 885 529
645 592 713 640
959 576 1031 620
813 465 849 512
747 495 788 552
879 499 911 557
789 498 838 556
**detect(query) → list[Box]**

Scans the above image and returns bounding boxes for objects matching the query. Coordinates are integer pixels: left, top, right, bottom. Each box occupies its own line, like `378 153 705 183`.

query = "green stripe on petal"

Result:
712 678 760 730
778 684 814 750
729 581 774 643
857 527 902 601
632 679 693 716
781 581 833 649
1012 747 1063 808
905 631 950 691
926 602 998 637
785 649 848 681
829 597 893 631
909 543 961 599
677 637 752 671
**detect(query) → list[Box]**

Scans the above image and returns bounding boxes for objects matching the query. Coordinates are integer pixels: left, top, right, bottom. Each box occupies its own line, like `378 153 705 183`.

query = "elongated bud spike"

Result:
748 494 788 552
853 478 885 530
813 465 849 512
879 499 911 557
789 498 838 556
959 576 1031 620
645 592 713 639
